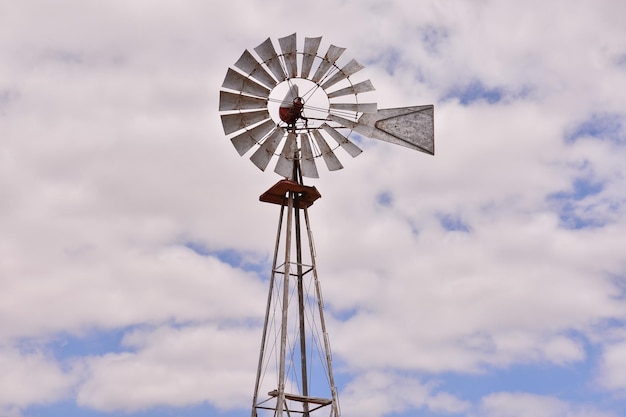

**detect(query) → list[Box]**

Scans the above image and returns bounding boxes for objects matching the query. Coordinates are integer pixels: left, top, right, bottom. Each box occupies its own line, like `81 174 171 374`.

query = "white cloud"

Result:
75 323 259 412
0 347 75 416
597 339 626 393
0 243 267 340
339 371 469 417
474 392 618 417
320 194 624 372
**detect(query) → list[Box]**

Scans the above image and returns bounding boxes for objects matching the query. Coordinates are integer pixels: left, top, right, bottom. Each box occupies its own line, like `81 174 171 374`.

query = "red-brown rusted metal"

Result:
259 179 321 208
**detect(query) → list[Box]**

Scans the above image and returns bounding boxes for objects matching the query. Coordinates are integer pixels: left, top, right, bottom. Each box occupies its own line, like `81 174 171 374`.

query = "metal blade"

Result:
249 127 285 171
326 79 376 98
219 91 268 111
299 133 319 178
274 132 297 178
234 49 277 88
301 37 322 78
330 102 378 113
254 38 286 82
312 130 343 171
278 33 297 78
230 119 275 156
327 113 358 130
320 59 365 90
354 105 435 155
311 45 346 83
221 110 269 135
222 68 271 98
321 123 362 157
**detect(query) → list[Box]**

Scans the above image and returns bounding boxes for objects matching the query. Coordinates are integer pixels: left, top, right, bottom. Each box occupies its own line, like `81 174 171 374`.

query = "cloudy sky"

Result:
2 1 626 416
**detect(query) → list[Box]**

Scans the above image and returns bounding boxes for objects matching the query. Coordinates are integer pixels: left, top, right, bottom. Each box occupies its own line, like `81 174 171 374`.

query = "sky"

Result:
1 1 626 416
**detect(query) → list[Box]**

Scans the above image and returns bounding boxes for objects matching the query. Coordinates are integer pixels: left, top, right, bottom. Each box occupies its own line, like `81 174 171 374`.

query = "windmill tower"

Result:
218 33 434 417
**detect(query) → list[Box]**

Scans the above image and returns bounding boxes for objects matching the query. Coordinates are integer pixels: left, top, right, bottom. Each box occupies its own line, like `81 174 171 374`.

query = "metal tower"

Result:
253 165 337 417
218 33 434 417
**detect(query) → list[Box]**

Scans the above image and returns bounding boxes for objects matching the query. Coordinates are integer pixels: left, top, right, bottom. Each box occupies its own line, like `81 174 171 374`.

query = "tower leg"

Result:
294 193 311 417
303 207 340 417
250 200 285 417
251 179 339 417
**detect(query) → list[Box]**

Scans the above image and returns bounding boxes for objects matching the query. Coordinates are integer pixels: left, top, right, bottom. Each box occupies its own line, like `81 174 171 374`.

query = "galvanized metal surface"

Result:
218 91 267 112
312 130 343 171
278 33 298 79
221 68 270 98
250 127 285 171
294 181 310 417
220 110 269 135
219 33 435 180
274 132 297 178
330 102 377 113
299 133 319 178
249 200 284 417
254 38 286 82
308 198 340 417
234 49 277 88
230 119 275 155
301 37 321 78
276 190 293 417
355 105 435 155
326 79 375 98
311 44 345 83
320 58 365 90
321 122 363 158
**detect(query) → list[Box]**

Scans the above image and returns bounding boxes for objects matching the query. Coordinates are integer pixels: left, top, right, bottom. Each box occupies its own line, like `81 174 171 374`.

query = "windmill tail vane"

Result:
216 34 434 417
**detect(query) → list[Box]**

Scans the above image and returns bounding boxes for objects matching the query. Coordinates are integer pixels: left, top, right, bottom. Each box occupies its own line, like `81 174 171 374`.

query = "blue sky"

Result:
2 1 626 417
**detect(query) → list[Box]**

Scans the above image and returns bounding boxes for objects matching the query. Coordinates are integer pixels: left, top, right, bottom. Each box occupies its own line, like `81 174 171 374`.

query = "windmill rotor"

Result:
219 33 385 178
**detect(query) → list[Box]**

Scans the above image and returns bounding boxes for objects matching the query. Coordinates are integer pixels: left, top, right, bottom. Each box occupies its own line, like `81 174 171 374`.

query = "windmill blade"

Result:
327 113 358 130
234 49 277 88
299 133 319 178
354 105 435 155
326 79 376 99
274 132 297 178
311 45 346 83
221 110 270 135
301 37 322 78
312 130 343 171
330 103 378 114
320 59 365 90
254 38 286 83
321 123 362 158
219 91 268 111
250 127 286 171
231 119 276 156
278 33 298 78
222 68 271 98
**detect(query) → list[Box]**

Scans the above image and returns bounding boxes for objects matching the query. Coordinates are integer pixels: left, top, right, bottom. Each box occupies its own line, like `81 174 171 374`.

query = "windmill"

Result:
218 33 434 417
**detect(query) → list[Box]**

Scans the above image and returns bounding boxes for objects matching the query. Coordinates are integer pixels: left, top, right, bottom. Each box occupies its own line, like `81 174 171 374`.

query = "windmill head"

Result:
219 33 435 179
